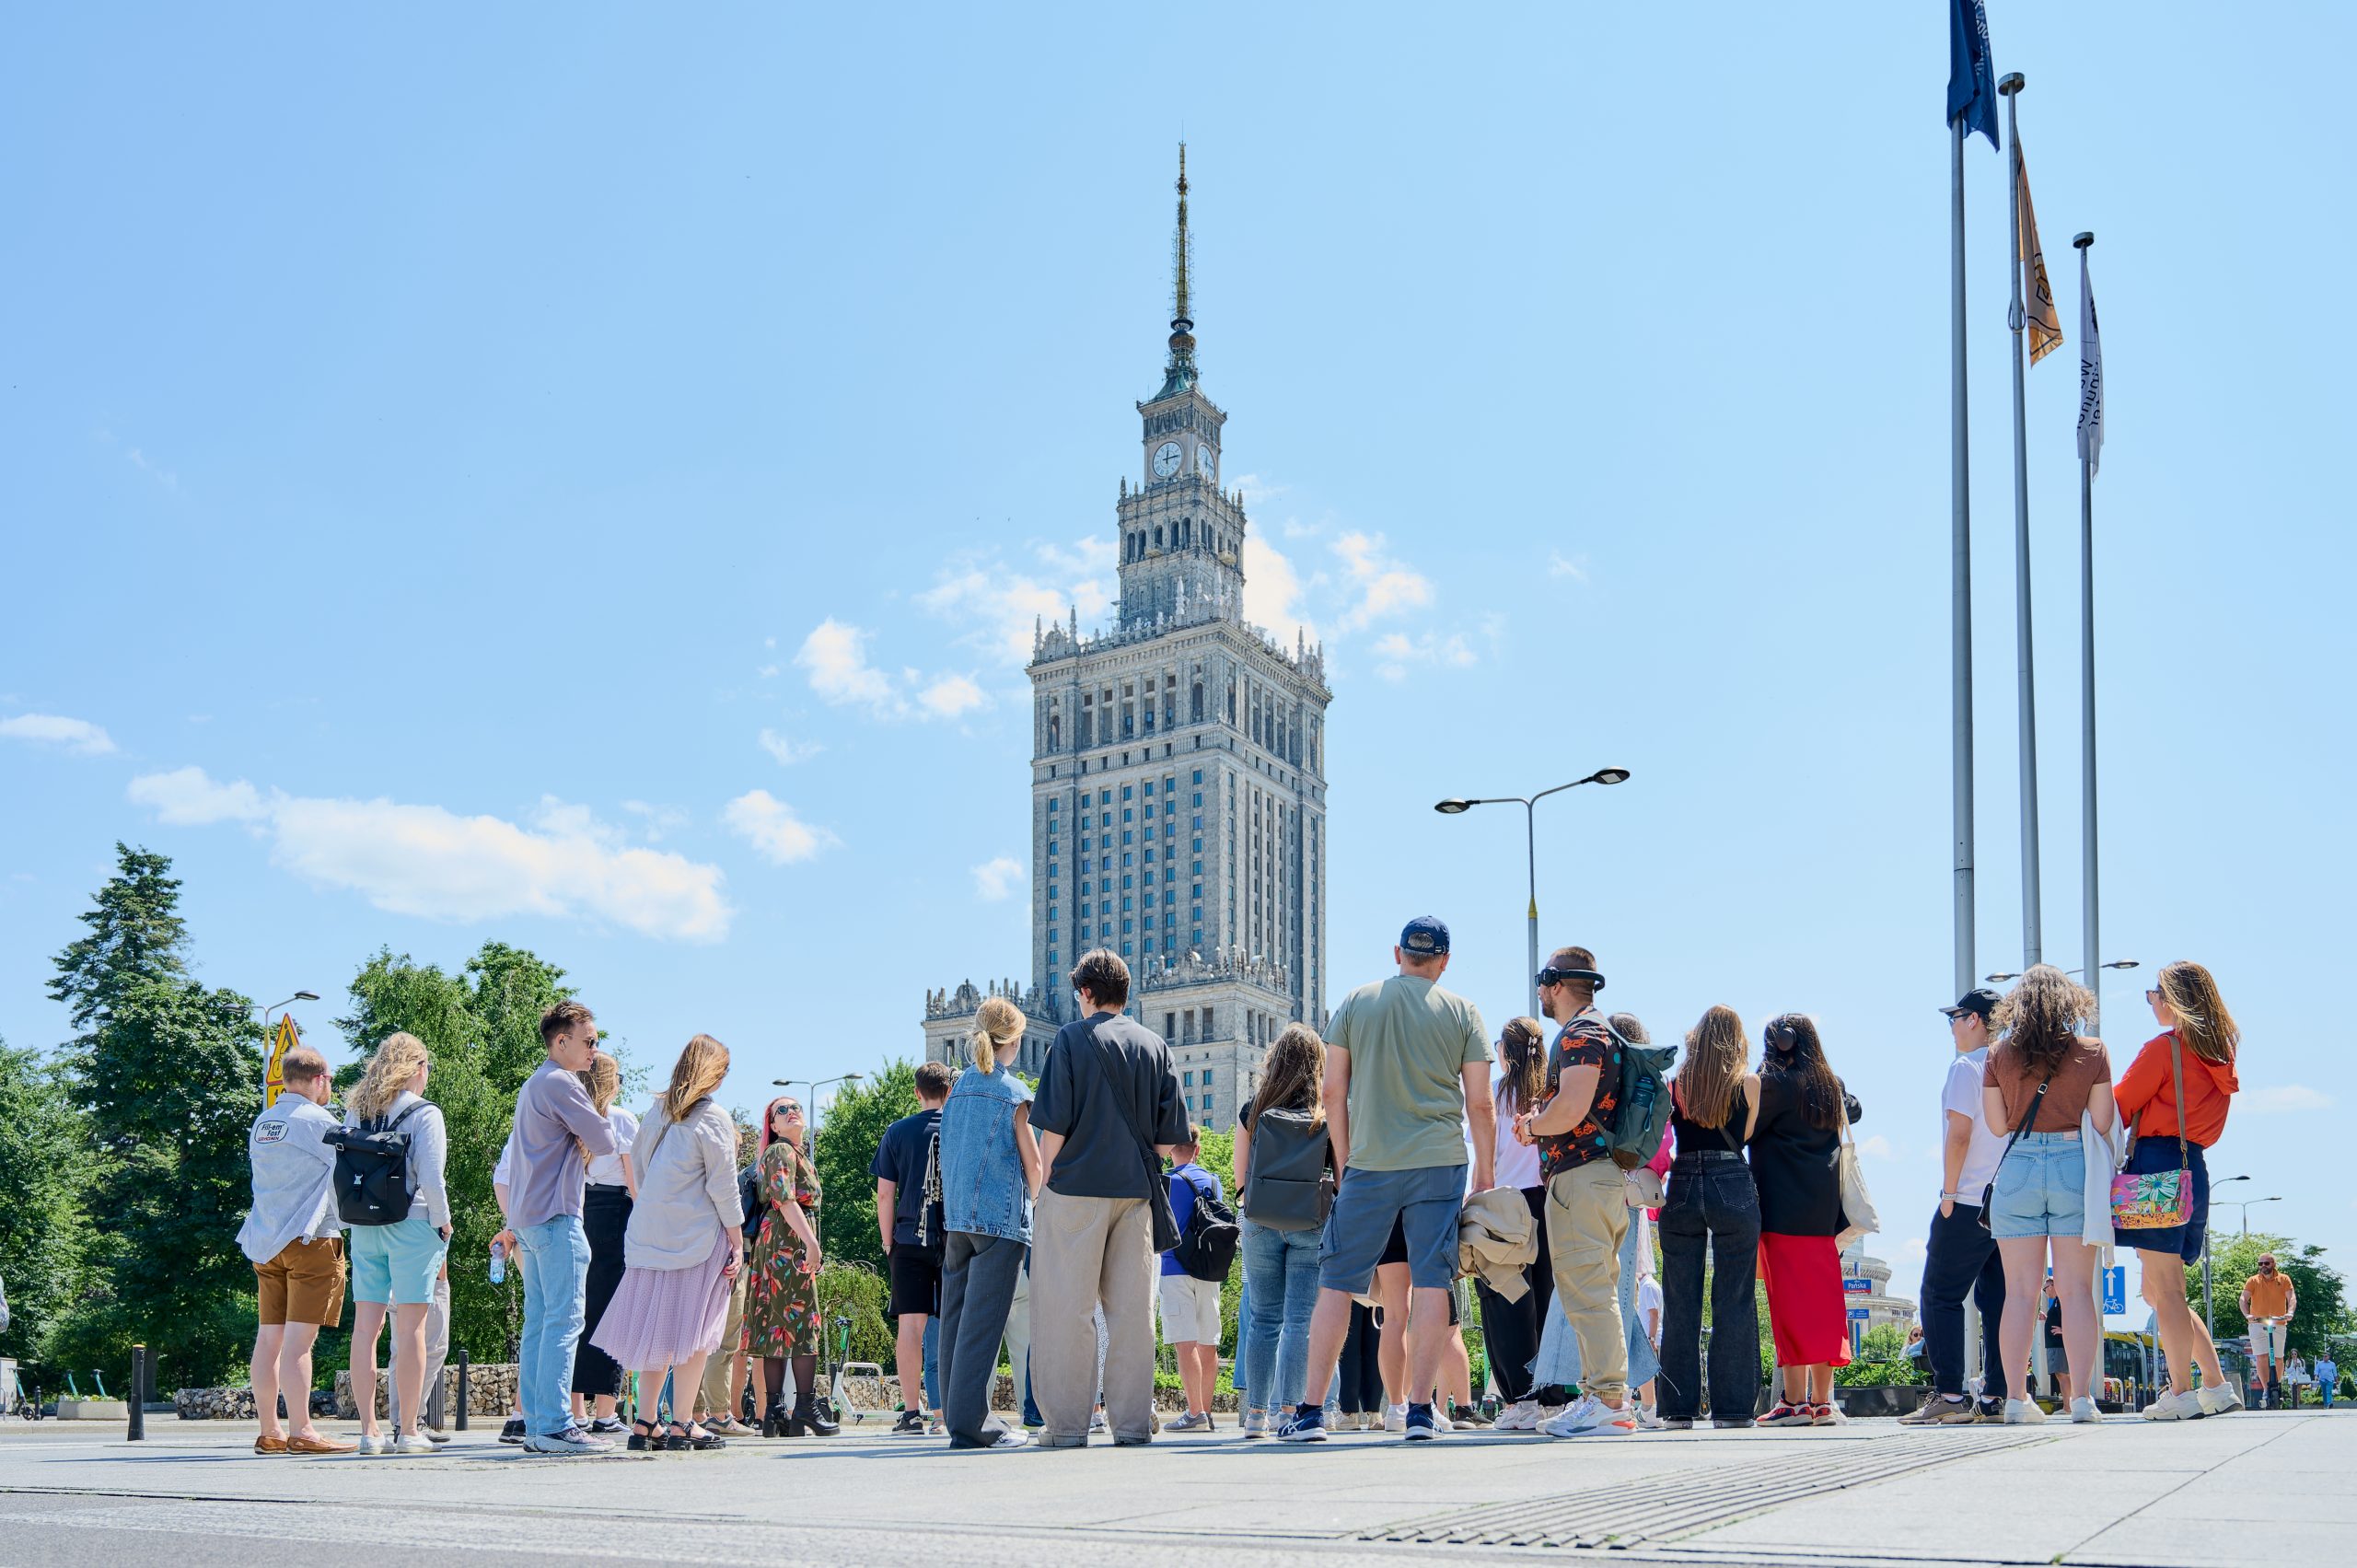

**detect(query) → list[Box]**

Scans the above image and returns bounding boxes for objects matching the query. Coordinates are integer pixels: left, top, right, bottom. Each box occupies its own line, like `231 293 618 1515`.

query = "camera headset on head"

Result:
1534 964 1606 992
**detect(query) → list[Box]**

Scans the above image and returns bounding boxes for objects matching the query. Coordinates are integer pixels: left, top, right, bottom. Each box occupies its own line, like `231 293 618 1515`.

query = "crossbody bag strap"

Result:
1999 1068 2058 1165
1082 1028 1162 1170
2165 1032 2191 1170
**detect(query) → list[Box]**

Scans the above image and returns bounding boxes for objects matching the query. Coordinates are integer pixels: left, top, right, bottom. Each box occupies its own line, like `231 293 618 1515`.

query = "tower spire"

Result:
1167 142 1196 374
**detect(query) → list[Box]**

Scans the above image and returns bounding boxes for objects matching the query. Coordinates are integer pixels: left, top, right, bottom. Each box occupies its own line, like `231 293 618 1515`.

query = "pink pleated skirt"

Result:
587 1231 734 1372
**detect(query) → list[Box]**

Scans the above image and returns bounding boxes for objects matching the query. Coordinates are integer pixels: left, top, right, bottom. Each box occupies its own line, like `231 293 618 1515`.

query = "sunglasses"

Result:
2145 987 2164 1004
774 1104 803 1117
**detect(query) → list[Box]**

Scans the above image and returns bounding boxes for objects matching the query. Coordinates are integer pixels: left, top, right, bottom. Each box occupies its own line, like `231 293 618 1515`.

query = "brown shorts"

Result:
255 1237 346 1328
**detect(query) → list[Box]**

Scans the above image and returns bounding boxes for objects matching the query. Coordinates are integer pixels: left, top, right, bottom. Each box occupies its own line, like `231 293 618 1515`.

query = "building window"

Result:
1183 1070 1195 1086
1191 791 1203 807
1122 784 1133 800
1123 808 1133 822
1192 770 1203 784
1192 836 1202 852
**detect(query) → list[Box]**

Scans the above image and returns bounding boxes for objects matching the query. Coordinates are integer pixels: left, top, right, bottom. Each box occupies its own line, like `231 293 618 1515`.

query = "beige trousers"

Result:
1546 1159 1630 1404
1030 1188 1155 1442
696 1268 749 1418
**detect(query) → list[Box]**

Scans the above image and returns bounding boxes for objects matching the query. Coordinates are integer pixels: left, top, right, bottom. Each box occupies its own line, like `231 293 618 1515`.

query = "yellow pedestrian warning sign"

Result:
263 1015 299 1107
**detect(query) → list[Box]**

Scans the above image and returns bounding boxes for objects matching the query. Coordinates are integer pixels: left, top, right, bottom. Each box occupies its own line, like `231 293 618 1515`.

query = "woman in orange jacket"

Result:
2115 960 2242 1421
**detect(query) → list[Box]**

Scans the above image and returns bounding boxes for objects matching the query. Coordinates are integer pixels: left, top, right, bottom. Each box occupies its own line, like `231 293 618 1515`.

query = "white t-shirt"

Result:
586 1107 641 1188
1943 1048 2007 1200
1636 1275 1663 1339
1492 1074 1542 1190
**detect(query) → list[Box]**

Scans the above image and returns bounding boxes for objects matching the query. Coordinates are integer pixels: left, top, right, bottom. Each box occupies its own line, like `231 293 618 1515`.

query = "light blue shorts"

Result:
1989 1132 2086 1240
347 1212 448 1306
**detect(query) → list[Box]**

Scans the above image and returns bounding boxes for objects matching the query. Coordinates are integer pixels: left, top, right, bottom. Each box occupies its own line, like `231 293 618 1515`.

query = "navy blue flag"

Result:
1948 0 1999 150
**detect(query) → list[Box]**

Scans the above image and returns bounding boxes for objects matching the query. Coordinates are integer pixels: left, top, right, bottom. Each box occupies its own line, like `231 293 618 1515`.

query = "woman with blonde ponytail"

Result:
935 996 1041 1448
343 1031 451 1455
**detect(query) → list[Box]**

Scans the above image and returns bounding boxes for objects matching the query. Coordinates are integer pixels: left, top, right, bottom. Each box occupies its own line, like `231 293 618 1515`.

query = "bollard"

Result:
127 1346 145 1441
454 1349 470 1433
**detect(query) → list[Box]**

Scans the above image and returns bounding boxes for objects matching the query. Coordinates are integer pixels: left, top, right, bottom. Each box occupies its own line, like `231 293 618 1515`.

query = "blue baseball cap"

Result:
1399 915 1451 958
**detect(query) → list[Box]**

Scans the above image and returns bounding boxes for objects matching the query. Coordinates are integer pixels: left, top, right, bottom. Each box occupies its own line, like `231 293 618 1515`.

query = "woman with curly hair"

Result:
744 1094 831 1436
2116 959 2244 1420
1980 966 2116 1423
1747 1014 1862 1426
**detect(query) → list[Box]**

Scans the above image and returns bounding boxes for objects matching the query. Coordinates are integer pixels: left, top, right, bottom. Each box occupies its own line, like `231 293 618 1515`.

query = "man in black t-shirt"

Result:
1028 949 1186 1447
873 1062 955 1434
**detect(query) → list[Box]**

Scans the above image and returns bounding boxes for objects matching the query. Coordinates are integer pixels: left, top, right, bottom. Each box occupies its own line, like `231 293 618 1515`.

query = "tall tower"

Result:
923 146 1333 1135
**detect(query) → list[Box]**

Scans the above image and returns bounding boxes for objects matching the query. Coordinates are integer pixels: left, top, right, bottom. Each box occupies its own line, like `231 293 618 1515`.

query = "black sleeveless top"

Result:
1670 1081 1749 1158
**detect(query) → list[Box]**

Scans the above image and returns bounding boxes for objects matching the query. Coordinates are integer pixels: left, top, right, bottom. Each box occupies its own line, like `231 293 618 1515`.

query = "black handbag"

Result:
1082 1028 1182 1252
1976 1066 2056 1233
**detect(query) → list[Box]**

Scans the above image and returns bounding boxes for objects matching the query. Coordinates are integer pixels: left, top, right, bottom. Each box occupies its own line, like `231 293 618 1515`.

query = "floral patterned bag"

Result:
2110 1031 2192 1229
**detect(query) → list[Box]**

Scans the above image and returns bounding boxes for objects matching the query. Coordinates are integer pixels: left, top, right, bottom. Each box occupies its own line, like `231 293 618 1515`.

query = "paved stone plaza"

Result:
0 1411 2343 1565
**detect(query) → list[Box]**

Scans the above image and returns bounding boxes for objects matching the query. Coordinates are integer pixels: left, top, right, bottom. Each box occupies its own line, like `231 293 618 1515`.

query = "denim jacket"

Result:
942 1064 1034 1244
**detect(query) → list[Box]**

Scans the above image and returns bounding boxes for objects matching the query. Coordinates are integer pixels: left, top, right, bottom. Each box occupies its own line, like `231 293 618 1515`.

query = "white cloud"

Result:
917 674 988 720
127 764 268 822
1857 1134 1897 1162
1242 536 1317 646
970 855 1026 902
724 789 838 866
1548 552 1590 582
795 617 992 723
0 713 117 756
1331 531 1434 631
757 728 823 766
621 800 689 842
919 539 1116 668
1230 472 1287 508
1369 631 1477 682
128 767 732 941
2241 1085 2332 1113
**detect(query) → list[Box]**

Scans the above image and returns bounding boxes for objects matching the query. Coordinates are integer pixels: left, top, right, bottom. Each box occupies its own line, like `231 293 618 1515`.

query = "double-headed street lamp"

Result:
2201 1174 2258 1337
2219 1195 2283 1238
1984 960 2140 982
1434 768 1631 1021
771 1073 866 1130
251 990 321 1101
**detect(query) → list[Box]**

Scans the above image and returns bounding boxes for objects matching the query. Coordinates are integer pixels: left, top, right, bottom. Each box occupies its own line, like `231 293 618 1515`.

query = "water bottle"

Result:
488 1240 506 1284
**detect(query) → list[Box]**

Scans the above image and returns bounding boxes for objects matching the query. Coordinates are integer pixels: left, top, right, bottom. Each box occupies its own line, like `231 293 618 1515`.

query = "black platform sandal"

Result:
668 1421 726 1451
626 1418 665 1453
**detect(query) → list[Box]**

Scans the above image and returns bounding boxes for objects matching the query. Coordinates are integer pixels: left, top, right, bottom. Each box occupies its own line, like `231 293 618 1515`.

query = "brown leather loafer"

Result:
253 1434 289 1454
286 1434 357 1455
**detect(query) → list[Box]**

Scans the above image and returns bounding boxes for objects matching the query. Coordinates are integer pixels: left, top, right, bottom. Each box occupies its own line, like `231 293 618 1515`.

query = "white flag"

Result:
2077 247 2104 475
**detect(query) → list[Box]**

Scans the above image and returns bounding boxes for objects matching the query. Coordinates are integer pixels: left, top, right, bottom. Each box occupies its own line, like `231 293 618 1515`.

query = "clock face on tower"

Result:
1153 441 1183 479
1196 444 1215 479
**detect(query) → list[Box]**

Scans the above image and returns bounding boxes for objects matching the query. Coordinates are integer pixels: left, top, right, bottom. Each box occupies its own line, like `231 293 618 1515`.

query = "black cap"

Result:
1940 988 2001 1021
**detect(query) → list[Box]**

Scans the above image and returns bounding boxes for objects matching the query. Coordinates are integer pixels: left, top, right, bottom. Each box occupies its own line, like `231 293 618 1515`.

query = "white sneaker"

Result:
2003 1399 2048 1424
1431 1407 1452 1433
1491 1399 1540 1431
1540 1395 1635 1438
2198 1384 2245 1417
2070 1397 2101 1424
355 1433 388 1455
984 1427 1030 1450
1241 1410 1268 1438
1535 1401 1568 1428
2141 1391 2201 1422
1634 1406 1667 1431
1382 1403 1407 1433
392 1432 436 1454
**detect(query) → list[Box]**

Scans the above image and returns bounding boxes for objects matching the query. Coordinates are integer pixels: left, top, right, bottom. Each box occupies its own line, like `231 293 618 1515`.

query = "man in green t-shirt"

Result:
1278 916 1494 1444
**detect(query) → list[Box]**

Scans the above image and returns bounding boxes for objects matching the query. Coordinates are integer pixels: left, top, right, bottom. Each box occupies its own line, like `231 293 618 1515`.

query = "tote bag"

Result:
1834 1104 1879 1251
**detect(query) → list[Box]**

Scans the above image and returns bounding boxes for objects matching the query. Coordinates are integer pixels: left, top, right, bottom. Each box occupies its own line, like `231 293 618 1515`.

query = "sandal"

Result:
668 1421 726 1451
626 1418 665 1453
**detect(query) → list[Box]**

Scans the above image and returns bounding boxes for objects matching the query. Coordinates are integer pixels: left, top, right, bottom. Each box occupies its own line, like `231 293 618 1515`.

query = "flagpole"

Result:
1950 113 1977 1000
2074 229 2099 1028
1999 70 2041 969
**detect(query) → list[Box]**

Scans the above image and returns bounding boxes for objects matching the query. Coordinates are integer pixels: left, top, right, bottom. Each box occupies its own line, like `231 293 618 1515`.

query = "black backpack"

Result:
1168 1167 1240 1283
324 1105 423 1226
1238 1105 1334 1232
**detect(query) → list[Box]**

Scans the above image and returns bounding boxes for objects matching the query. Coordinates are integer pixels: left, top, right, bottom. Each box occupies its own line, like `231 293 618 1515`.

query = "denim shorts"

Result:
1318 1163 1464 1292
1988 1132 2085 1240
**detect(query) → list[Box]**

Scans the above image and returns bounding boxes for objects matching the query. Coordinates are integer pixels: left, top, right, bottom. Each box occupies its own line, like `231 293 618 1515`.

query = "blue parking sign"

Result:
2102 1265 2127 1316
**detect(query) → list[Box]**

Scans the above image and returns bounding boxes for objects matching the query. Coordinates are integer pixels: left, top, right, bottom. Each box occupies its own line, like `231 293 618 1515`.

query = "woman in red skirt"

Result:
1747 1014 1864 1426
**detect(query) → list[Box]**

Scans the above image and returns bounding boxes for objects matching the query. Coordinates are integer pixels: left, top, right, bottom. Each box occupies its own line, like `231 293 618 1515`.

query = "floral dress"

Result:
742 1139 823 1356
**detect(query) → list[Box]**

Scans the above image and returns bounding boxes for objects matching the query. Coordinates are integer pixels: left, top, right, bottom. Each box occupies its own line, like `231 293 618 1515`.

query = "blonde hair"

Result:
578 1051 621 1115
2157 960 2239 1065
662 1034 730 1123
1994 965 2096 1077
350 1032 429 1123
971 996 1024 1074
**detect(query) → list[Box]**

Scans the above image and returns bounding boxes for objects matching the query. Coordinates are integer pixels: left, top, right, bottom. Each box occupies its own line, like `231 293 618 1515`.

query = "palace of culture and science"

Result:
922 149 1331 1132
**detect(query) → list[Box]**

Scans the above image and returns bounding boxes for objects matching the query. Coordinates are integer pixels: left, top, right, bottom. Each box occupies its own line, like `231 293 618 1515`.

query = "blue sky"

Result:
5 5 2351 1313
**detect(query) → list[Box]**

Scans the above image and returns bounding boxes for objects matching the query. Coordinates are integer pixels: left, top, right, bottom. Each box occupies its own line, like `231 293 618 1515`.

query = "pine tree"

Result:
49 844 190 1031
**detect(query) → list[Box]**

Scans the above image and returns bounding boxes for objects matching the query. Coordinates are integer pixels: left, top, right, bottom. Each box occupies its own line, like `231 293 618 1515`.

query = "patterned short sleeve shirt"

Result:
1538 1011 1619 1180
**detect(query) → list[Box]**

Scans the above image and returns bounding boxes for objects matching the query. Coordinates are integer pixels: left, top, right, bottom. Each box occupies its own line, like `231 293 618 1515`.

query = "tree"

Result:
49 844 188 1031
810 1062 921 1273
337 945 575 1365
2191 1232 2350 1364
0 1038 90 1381
52 979 263 1388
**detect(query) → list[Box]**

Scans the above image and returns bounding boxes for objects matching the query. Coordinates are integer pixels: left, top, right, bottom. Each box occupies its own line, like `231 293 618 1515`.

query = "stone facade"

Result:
1840 1242 1918 1335
923 150 1331 1135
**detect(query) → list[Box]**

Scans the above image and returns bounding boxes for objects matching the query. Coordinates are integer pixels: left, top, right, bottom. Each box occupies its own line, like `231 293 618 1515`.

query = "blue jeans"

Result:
922 1316 941 1410
1990 1132 2086 1239
1620 1214 1660 1391
516 1216 590 1438
1241 1219 1320 1412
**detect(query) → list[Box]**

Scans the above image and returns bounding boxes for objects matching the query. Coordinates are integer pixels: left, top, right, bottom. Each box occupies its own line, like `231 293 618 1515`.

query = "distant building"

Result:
1841 1240 1918 1335
922 147 1331 1133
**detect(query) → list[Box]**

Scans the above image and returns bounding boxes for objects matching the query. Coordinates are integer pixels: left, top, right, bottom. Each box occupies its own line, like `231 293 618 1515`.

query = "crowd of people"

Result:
232 920 2258 1456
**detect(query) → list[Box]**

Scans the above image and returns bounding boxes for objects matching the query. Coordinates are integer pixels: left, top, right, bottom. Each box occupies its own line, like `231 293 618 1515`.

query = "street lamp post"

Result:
2206 1175 2253 1339
251 990 321 1101
2218 1195 2283 1238
771 1073 866 1127
1435 768 1631 1021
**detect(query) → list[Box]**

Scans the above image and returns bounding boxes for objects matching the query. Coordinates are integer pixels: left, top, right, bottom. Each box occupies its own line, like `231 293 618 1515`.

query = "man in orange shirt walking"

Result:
2240 1255 2296 1409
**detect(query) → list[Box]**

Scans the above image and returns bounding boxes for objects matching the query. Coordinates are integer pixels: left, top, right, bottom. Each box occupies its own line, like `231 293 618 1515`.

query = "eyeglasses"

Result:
2144 987 2162 1003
